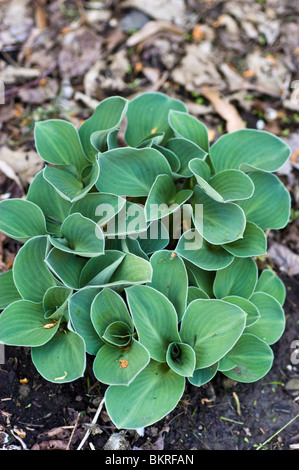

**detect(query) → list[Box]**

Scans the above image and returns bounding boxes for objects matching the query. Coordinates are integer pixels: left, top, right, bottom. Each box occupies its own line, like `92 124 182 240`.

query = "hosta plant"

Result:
0 92 291 429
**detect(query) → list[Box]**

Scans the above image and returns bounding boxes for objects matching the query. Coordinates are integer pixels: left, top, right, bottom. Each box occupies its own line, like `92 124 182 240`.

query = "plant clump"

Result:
0 92 291 429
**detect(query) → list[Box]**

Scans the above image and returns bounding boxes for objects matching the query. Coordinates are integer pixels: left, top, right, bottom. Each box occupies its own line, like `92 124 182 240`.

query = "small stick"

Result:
66 413 81 451
256 413 299 450
4 62 57 97
77 397 105 450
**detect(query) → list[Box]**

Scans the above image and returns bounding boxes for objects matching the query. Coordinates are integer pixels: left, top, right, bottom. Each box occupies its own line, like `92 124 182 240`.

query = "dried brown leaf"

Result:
200 86 245 133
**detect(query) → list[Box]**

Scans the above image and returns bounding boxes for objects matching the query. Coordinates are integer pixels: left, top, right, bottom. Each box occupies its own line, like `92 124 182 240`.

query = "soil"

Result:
0 0 299 452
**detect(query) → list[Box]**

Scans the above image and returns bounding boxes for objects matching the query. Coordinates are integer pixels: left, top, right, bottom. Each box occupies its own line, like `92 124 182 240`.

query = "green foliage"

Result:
0 92 291 429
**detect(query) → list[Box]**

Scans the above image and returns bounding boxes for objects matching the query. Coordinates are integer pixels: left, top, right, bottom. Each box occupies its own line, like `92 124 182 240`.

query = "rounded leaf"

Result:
0 199 47 243
209 129 291 173
105 360 185 429
180 299 246 368
0 270 22 309
31 329 86 383
147 250 188 321
254 269 286 306
175 229 234 271
69 287 103 355
13 236 58 302
93 339 150 385
166 342 196 377
96 147 172 197
237 172 290 230
126 285 180 362
246 292 285 345
0 300 59 347
125 92 187 147
221 333 274 383
213 257 258 299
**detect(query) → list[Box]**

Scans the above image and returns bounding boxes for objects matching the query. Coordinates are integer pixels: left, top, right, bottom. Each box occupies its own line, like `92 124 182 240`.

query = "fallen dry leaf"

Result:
200 85 245 133
0 146 43 187
121 0 187 26
126 20 183 47
268 242 299 276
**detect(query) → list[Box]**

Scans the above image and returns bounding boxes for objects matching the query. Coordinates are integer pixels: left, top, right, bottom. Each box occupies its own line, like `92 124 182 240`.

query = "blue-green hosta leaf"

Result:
93 339 150 386
46 248 87 289
152 144 181 173
147 250 188 321
222 296 260 328
135 220 170 255
246 292 285 345
35 119 88 170
168 110 209 153
13 236 58 302
79 96 128 161
91 288 133 340
96 147 172 197
254 269 286 306
125 92 187 147
188 363 218 387
145 174 192 222
69 287 103 355
0 300 59 346
50 213 104 257
180 299 246 369
222 221 267 258
102 321 133 347
31 328 86 383
192 185 246 245
189 160 224 203
175 229 234 271
209 129 291 173
183 260 215 298
0 199 47 243
137 133 165 148
213 257 258 299
209 169 254 202
69 192 126 227
105 360 185 429
26 170 72 237
237 171 291 230
126 285 180 362
79 251 125 288
105 236 149 261
0 270 22 309
221 333 274 383
187 286 209 303
166 342 196 377
43 285 72 320
104 201 148 238
165 138 207 178
106 252 152 291
107 127 120 150
43 161 100 203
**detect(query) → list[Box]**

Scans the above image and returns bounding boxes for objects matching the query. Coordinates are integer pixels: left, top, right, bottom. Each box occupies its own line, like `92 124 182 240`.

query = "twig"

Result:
77 397 105 450
256 413 299 450
66 413 81 451
4 62 57 97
